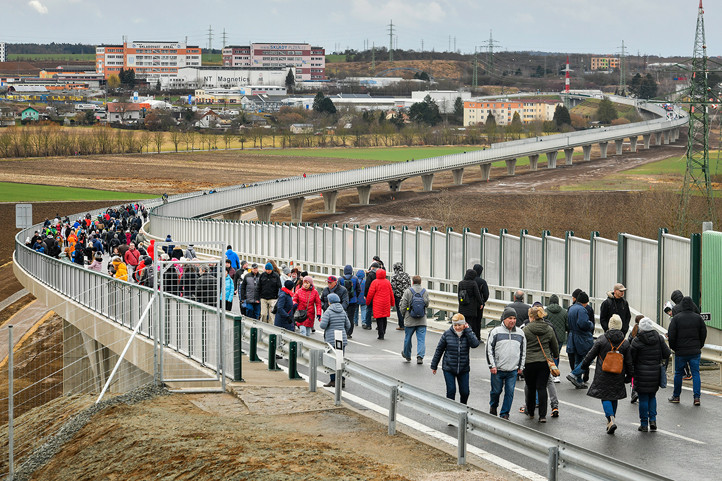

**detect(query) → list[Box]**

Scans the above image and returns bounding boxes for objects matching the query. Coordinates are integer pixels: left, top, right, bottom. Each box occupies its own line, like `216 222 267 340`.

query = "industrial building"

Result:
95 40 202 80
160 66 291 90
222 43 325 81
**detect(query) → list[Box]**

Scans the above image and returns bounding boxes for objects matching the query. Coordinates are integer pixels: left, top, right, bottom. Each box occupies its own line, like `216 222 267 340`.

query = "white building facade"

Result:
161 67 291 90
0 43 6 63
222 43 325 81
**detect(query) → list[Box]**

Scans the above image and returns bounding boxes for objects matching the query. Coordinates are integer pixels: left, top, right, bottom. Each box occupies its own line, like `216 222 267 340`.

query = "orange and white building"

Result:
222 43 325 81
96 40 202 80
463 99 562 127
590 57 620 71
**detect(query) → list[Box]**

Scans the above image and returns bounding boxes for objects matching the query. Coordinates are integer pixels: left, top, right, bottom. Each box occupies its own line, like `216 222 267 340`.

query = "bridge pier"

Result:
643 134 651 149
480 163 491 181
255 204 273 223
505 158 517 176
564 148 574 165
451 168 464 185
222 210 243 221
654 132 663 146
546 151 558 169
357 185 372 205
289 197 305 224
582 144 592 161
663 130 671 145
674 128 680 142
421 174 434 191
629 136 638 152
388 180 403 192
529 154 539 171
599 141 609 159
322 190 338 213
614 139 624 156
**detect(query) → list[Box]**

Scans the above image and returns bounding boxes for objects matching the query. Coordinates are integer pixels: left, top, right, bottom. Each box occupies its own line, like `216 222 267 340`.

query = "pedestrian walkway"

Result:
0 299 54 367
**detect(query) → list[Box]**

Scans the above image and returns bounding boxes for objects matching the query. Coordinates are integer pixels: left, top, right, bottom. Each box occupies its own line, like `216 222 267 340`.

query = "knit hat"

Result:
303 275 313 284
265 262 273 270
327 275 337 282
576 291 589 304
670 290 684 304
370 262 380 268
282 264 291 275
609 314 623 331
549 294 559 304
328 293 340 304
251 263 258 268
452 313 466 325
284 280 295 290
501 307 517 322
638 317 655 332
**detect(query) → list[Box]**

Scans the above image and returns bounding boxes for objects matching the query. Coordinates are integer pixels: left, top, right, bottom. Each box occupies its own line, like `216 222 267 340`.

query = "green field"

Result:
202 53 222 64
326 55 347 63
244 146 481 161
0 183 155 202
8 53 96 62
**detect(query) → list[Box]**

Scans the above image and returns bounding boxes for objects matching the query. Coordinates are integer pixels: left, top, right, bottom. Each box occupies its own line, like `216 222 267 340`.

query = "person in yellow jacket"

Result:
111 256 128 281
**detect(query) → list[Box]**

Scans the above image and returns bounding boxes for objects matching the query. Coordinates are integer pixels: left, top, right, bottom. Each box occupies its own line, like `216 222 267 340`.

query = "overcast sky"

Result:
2 0 720 57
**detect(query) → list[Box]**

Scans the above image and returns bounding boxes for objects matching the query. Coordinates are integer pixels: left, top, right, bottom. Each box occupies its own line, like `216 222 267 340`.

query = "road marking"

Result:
348 340 370 347
381 349 399 356
627 423 705 444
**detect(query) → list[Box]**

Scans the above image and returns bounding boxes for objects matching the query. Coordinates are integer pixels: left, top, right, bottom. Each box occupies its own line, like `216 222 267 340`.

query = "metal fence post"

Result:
457 411 467 465
548 446 559 481
233 316 244 382
288 342 303 380
334 368 342 406
389 385 398 435
268 334 281 371
309 349 319 392
8 325 14 480
248 327 262 362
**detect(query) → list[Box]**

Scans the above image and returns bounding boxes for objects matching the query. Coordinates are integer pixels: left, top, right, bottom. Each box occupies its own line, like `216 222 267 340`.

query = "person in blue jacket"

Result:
356 269 366 327
274 280 296 332
431 313 480 405
222 266 234 311
225 245 240 270
566 291 595 388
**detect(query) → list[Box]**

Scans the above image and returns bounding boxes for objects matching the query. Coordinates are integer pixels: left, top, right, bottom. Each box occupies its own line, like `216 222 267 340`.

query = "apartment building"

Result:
222 43 325 81
464 99 562 126
96 40 202 80
590 57 620 71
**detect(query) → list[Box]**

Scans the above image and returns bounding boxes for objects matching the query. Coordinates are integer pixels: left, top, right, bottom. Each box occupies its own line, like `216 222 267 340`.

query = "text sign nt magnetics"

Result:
15 204 32 229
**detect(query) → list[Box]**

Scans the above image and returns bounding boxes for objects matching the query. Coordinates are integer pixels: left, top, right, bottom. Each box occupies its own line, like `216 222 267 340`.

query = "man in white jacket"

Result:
487 307 527 419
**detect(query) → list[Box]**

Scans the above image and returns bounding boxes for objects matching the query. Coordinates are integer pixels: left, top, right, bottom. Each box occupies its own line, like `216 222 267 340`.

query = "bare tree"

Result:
153 130 165 153
168 128 182 153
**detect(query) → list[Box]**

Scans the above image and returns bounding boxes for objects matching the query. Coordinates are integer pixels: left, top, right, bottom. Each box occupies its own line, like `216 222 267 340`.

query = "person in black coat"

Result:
631 318 671 432
600 283 632 335
458 269 483 340
274 281 296 332
362 263 379 329
668 296 706 405
572 314 633 435
431 314 480 405
472 263 490 319
508 290 530 328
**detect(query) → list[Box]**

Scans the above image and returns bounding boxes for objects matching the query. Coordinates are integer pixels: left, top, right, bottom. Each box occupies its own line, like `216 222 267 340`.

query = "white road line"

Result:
381 349 399 356
626 423 705 445
349 340 371 347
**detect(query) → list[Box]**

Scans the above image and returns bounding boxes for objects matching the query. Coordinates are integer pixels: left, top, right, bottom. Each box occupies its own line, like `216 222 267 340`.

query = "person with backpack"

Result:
390 262 411 330
458 269 484 340
342 265 361 338
568 314 634 434
398 275 429 364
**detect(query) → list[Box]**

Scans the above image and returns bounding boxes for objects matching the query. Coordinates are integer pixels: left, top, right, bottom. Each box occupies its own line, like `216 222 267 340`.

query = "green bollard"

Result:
288 341 303 380
249 327 262 363
233 316 245 382
268 334 281 371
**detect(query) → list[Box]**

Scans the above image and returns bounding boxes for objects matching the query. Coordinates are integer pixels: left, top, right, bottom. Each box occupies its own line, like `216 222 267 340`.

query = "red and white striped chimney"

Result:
565 55 571 93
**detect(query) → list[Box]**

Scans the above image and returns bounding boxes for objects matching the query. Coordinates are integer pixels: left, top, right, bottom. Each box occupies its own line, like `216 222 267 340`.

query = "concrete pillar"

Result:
451 168 464 185
614 139 624 156
546 151 558 169
357 185 372 205
529 154 539 171
288 197 305 224
643 134 651 149
663 130 670 145
582 144 592 161
222 210 242 221
480 163 492 181
421 173 434 192
655 132 663 146
599 141 609 159
629 136 638 153
505 158 517 175
255 204 273 223
674 128 680 141
564 148 575 166
322 190 338 213
388 180 402 192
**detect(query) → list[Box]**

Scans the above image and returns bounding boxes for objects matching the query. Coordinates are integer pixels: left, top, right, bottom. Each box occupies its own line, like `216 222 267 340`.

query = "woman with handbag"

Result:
571 314 634 434
631 317 671 432
522 305 559 423
292 276 322 336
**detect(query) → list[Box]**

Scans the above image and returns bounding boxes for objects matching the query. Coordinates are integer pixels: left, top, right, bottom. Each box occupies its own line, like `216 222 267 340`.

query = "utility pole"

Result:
388 20 394 62
472 47 478 89
207 25 213 52
421 39 424 52
480 30 500 76
371 43 376 74
618 40 627 95
222 29 227 49
454 36 456 53
678 0 718 231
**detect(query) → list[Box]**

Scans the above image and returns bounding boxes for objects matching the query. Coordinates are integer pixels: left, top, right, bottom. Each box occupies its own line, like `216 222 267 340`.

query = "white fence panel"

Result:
418 231 431 278
524 235 543 291
625 236 659 319
484 233 500 286
568 237 591 293
545 236 566 294
593 238 618 299
503 233 521 288
448 232 464 279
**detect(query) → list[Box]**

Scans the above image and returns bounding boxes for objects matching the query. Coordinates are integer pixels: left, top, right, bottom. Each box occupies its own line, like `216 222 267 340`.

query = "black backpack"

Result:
408 288 427 318
344 277 354 297
458 288 470 306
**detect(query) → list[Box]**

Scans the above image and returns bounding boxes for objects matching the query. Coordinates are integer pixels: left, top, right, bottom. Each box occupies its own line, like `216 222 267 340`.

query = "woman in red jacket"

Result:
366 269 395 340
292 276 322 336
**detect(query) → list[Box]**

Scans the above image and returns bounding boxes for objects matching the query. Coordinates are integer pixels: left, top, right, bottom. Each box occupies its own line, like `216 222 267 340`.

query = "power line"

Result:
388 20 394 62
617 40 627 94
480 30 501 76
207 25 213 52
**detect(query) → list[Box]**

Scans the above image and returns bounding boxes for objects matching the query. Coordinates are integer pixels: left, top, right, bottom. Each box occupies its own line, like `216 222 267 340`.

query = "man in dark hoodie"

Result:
390 262 411 330
362 262 380 330
458 269 484 340
668 289 698 380
341 265 361 338
668 296 706 406
472 264 490 321
600 283 631 335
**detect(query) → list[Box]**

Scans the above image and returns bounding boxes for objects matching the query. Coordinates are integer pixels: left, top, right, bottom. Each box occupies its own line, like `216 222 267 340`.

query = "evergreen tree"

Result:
629 73 643 97
596 97 618 124
553 105 571 128
408 94 442 125
640 74 658 99
312 92 325 112
285 69 295 90
453 97 464 124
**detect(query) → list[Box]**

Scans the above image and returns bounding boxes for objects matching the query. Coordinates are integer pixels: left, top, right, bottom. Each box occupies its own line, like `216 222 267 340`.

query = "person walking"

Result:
258 262 282 323
566 291 595 388
341 265 361 339
399 275 429 364
240 263 261 319
320 275 349 313
668 296 706 406
431 314 480 405
366 269 394 340
362 262 380 330
222 266 234 311
545 294 567 383
600 283 632 335
458 269 484 341
487 307 526 419
631 317 672 431
522 305 559 423
569 314 633 434
274 280 296 332
320 293 351 388
292 276 322 337
225 245 240 270
356 269 366 327
472 264 490 323
627 314 645 403
508 290 530 328
390 262 411 330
